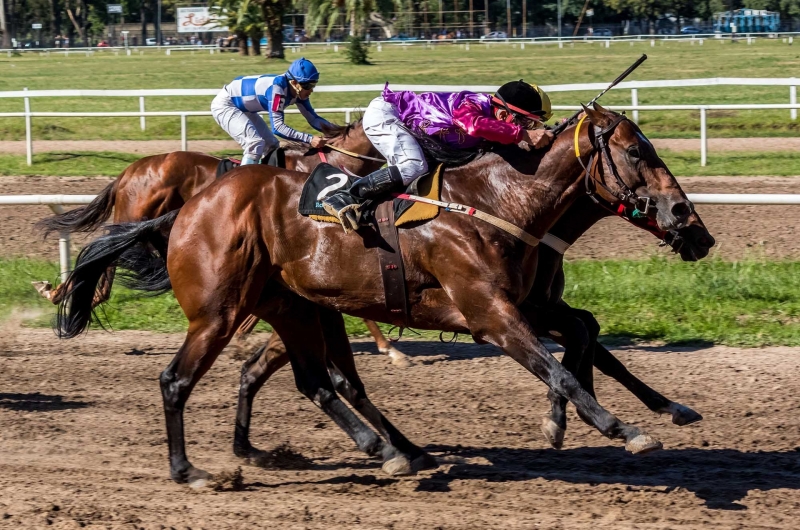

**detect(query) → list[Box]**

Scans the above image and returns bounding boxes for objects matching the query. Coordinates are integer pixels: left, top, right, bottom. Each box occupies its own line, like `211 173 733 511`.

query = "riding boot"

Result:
323 166 405 233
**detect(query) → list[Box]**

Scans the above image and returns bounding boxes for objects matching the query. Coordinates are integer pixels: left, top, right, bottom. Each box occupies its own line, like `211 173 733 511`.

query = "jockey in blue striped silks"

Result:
211 57 332 165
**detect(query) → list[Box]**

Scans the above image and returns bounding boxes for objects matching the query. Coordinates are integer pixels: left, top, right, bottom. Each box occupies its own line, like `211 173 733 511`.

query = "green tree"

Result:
209 0 264 55
257 0 288 58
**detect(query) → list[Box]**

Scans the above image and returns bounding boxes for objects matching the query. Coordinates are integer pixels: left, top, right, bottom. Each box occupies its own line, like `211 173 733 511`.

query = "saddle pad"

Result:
299 163 442 227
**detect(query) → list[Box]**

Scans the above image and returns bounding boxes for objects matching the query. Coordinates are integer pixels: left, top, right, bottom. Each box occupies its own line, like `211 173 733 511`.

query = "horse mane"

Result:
321 115 364 140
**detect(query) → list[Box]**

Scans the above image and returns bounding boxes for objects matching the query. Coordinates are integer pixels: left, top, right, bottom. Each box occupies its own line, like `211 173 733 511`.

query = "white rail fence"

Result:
1 193 798 279
1 78 798 167
3 31 800 57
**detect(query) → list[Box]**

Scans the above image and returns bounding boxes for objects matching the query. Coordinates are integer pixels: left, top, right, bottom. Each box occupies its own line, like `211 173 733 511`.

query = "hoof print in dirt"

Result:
250 443 314 470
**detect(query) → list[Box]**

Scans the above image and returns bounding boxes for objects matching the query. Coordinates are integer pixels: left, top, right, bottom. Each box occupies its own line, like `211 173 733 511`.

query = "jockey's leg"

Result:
210 93 266 165
322 96 427 232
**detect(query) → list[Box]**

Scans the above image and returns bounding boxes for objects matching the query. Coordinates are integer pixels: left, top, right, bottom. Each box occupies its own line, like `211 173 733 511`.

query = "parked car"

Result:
388 34 419 41
96 40 110 47
480 31 508 40
592 28 613 37
680 26 703 34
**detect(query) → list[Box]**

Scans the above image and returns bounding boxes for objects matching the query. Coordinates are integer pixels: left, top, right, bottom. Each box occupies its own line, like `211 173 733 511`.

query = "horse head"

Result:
580 103 715 261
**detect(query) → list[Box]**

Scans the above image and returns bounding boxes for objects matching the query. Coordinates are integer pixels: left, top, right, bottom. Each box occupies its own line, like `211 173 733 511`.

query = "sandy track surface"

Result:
2 175 800 262
1 329 799 529
2 137 800 155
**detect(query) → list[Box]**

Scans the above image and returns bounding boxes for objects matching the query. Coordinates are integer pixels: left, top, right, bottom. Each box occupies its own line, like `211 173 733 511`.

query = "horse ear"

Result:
582 103 610 128
592 101 611 114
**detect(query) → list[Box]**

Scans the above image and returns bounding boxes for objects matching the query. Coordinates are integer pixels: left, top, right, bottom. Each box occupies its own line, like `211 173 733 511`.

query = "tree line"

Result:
1 0 799 56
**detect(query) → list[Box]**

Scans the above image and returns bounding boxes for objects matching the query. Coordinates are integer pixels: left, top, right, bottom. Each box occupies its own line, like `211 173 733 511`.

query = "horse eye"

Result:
627 146 641 159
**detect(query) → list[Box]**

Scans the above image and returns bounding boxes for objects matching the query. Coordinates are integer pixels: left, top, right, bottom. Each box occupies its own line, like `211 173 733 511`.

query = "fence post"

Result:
139 96 146 130
48 204 71 280
631 88 639 124
791 79 797 121
345 109 351 124
24 87 32 166
700 107 707 167
181 114 188 151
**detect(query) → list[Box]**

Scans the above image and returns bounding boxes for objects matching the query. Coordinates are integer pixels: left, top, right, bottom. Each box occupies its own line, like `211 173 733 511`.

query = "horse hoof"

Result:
31 281 53 301
382 455 414 476
660 402 703 426
188 477 210 490
540 417 565 449
382 346 414 368
625 433 663 455
411 452 438 472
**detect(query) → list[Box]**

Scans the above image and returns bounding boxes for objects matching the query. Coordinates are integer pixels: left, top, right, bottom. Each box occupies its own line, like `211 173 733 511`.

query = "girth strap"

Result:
375 201 409 327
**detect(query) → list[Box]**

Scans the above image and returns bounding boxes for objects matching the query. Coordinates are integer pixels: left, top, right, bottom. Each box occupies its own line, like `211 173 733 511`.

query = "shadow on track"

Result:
0 392 92 412
419 444 800 510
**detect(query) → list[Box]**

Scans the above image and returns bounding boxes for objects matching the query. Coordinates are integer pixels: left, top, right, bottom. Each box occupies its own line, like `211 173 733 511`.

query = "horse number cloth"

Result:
299 163 442 227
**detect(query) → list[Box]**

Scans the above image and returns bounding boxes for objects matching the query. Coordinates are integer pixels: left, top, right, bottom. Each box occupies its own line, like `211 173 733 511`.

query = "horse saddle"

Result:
215 147 286 179
298 163 442 227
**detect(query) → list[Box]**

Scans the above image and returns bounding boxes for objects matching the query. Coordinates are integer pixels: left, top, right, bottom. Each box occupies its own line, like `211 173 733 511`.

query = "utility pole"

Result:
469 0 473 37
156 0 162 45
522 0 526 37
440 0 443 34
557 0 562 39
0 0 10 49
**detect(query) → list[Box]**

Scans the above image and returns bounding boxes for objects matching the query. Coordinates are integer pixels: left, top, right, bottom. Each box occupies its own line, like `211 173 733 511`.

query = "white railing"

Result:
3 31 800 56
2 193 798 279
1 78 798 167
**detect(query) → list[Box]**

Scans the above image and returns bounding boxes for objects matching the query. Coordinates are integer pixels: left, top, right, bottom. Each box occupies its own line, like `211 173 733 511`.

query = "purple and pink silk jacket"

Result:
382 84 524 149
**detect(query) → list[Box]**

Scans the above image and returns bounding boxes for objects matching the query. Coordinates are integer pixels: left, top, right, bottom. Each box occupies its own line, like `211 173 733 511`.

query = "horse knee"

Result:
572 309 600 340
159 368 190 410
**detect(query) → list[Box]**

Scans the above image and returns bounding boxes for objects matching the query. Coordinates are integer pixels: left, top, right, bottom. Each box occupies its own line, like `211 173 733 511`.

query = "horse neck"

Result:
547 195 611 245
444 128 594 239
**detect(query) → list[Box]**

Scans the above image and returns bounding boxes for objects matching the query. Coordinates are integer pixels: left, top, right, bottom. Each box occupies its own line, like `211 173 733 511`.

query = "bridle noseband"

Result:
574 113 655 217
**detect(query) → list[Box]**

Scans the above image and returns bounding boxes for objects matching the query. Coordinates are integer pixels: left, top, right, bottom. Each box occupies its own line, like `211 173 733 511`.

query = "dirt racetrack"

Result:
3 175 800 261
1 330 800 529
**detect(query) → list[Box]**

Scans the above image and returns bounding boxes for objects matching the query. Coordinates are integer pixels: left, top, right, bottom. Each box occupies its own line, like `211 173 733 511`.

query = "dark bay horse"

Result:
56 104 714 485
36 123 415 366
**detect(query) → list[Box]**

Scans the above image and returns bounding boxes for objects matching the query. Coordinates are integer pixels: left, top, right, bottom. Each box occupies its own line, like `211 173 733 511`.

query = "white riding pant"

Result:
363 96 428 185
211 90 280 161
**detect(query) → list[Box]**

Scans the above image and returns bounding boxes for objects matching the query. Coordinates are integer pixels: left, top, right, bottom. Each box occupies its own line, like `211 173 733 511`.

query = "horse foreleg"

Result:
363 319 413 367
593 343 703 426
523 304 595 450
320 308 436 474
453 288 662 454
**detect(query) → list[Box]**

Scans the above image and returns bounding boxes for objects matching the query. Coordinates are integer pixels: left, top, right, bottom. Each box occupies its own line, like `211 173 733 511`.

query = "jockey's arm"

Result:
266 82 314 144
296 98 333 133
452 101 524 144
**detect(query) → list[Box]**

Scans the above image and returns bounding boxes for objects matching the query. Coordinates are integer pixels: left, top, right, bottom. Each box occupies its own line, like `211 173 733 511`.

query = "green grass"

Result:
3 149 800 177
4 257 800 346
1 40 800 140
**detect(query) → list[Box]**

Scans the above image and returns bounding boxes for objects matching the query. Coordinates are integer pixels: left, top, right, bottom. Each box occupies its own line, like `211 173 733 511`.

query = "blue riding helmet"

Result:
286 57 320 84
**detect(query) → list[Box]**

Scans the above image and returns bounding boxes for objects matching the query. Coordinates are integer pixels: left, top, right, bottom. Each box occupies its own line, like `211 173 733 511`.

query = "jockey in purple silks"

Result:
323 80 555 232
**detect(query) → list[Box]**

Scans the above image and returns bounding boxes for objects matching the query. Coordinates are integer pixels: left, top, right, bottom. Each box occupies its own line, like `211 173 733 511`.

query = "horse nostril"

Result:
671 201 691 218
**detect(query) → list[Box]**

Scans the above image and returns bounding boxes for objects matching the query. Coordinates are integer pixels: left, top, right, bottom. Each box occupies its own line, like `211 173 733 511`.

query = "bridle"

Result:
572 113 693 251
574 113 655 218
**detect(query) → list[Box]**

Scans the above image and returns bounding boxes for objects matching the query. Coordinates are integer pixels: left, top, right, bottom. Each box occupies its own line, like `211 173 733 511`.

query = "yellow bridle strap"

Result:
574 114 589 158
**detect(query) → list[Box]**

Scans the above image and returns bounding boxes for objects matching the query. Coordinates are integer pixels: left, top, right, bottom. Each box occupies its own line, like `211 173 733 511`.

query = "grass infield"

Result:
1 40 800 142
4 257 800 347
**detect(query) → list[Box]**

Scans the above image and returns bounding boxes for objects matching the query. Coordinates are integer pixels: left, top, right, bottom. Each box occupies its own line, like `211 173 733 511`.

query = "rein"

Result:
322 145 385 163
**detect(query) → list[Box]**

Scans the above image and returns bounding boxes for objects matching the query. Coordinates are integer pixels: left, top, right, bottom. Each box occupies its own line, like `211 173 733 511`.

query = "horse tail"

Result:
37 179 118 237
55 210 179 339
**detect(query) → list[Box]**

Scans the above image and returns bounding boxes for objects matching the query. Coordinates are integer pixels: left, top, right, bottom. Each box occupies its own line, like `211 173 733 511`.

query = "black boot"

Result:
323 166 405 232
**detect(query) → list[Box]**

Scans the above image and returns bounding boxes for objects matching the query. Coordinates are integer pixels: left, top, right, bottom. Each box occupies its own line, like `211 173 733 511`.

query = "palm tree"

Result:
209 0 265 55
304 0 377 37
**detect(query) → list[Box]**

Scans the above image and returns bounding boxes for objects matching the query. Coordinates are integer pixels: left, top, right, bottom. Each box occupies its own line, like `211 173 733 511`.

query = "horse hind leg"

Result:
253 296 409 474
233 332 290 460
363 319 413 367
320 308 436 474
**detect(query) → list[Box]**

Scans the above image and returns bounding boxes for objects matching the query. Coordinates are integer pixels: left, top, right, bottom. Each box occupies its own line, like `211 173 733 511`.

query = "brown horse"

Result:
35 123 415 365
56 104 714 485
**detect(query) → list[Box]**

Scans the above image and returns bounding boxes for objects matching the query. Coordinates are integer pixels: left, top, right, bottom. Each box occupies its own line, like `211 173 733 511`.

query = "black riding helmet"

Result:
492 80 553 123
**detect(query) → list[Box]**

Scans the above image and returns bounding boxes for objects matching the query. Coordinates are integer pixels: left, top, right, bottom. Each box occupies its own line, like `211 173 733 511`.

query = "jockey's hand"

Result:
310 136 327 149
524 129 554 150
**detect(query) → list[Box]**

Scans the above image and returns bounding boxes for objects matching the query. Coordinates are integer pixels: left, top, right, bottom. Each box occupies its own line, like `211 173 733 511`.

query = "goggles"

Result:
491 94 547 129
287 72 317 91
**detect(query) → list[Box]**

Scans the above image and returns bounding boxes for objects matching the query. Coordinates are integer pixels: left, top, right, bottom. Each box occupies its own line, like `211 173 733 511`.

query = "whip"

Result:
551 54 648 136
